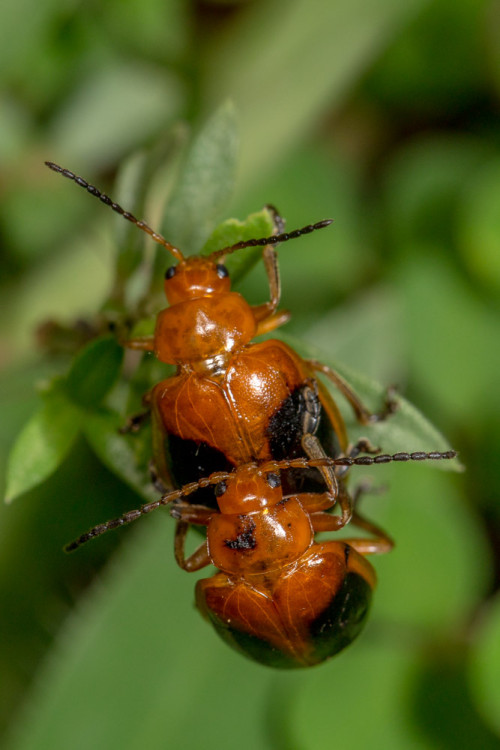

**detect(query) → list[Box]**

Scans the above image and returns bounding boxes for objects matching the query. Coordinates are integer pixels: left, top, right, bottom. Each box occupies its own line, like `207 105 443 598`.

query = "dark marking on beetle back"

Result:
225 518 257 550
167 435 234 508
266 384 342 496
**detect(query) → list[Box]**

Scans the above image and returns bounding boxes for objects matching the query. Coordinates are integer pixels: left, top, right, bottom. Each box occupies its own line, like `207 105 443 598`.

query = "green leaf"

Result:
5 386 82 503
98 0 191 63
372 468 490 632
0 0 60 79
284 638 425 749
364 0 486 114
200 207 275 284
284 334 460 467
48 62 185 170
204 0 432 186
337 363 460 467
381 134 489 251
305 284 403 386
468 592 500 738
396 252 500 425
111 149 152 289
65 337 124 410
82 408 156 502
4 337 124 502
161 101 239 254
283 473 490 747
458 159 500 293
230 145 371 315
412 654 500 750
6 521 276 750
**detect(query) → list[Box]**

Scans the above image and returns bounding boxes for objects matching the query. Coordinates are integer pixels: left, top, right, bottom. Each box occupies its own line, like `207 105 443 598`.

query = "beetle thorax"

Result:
207 498 314 576
206 468 314 576
153 292 257 365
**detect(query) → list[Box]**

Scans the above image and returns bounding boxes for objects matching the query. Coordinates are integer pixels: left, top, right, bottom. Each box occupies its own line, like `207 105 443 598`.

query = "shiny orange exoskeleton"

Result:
46 161 395 524
48 162 459 666
65 449 456 668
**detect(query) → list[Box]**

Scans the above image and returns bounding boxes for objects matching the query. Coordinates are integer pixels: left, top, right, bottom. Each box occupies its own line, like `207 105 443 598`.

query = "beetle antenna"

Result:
45 161 184 262
209 218 333 261
65 450 457 551
64 469 233 552
259 450 458 474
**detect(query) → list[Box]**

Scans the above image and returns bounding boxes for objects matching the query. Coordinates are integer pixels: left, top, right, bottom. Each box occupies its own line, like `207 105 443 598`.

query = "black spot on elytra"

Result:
166 435 234 509
266 384 341 495
224 518 257 550
308 572 372 662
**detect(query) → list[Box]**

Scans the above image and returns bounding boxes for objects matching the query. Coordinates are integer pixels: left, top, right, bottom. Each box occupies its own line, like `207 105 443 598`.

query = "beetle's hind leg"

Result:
308 359 399 425
309 492 393 556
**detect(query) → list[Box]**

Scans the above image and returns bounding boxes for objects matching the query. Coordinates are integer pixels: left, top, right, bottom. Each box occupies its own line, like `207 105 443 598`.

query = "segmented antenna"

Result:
45 161 184 261
65 450 457 551
64 469 235 552
208 219 333 261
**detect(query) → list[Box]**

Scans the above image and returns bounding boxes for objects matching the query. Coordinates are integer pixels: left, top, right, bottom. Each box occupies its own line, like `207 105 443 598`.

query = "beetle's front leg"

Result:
171 502 214 572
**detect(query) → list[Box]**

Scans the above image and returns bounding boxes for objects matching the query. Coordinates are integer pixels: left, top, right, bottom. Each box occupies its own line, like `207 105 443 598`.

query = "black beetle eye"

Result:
216 263 229 279
215 481 227 497
266 472 281 488
165 266 176 280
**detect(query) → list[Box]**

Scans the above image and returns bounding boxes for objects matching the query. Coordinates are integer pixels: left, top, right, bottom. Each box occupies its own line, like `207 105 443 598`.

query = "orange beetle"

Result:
48 163 457 665
65 450 456 668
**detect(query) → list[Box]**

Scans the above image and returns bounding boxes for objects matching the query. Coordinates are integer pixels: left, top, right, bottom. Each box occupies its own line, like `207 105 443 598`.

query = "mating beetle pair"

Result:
47 162 456 667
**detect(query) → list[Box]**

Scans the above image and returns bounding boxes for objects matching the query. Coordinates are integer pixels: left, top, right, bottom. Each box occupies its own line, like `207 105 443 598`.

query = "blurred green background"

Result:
1 0 500 748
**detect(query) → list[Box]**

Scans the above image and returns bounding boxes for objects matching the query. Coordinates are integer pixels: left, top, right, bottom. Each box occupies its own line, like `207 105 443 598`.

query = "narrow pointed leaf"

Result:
5 387 82 503
83 408 156 502
200 208 275 283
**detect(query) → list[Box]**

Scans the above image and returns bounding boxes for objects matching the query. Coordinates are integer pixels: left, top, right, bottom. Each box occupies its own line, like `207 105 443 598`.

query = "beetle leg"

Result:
350 478 388 507
301 433 352 528
295 476 385 516
119 389 153 434
266 203 286 235
339 481 393 554
350 437 381 456
301 379 321 435
298 492 338 514
308 359 399 424
174 520 211 572
170 501 214 525
310 511 351 532
148 460 170 494
341 510 394 555
312 469 392 552
171 496 215 573
123 335 155 351
252 206 291 333
119 407 151 434
299 381 352 527
310 509 393 555
255 308 291 335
